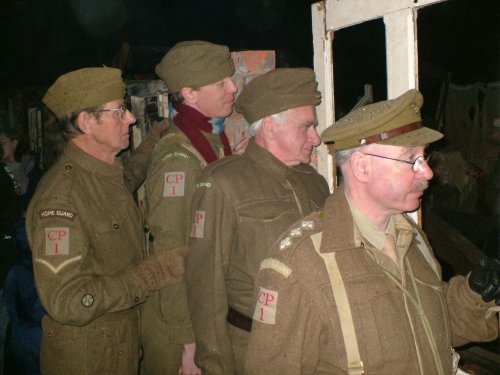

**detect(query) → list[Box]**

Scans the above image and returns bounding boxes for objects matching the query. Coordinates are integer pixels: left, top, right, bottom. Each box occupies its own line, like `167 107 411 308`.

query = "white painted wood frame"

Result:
312 0 448 221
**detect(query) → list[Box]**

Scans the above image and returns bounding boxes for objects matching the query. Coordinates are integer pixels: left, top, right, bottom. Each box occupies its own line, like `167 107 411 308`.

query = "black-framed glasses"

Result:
363 153 431 173
94 104 128 119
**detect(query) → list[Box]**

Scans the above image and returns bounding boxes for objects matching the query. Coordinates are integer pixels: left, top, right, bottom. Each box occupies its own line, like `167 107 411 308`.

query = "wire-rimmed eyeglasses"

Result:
94 104 128 119
363 153 431 173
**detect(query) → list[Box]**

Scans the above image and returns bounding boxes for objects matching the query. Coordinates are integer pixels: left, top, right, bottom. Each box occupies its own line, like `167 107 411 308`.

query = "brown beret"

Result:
235 68 321 124
155 40 235 93
321 89 443 151
42 67 125 120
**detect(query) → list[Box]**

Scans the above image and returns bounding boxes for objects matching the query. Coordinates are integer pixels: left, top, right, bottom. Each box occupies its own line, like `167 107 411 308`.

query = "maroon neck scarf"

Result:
172 102 232 164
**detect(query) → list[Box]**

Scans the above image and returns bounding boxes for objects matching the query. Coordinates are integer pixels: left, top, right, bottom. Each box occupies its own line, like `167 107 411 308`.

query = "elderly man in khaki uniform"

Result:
26 67 185 375
245 89 500 375
186 68 330 375
141 41 237 375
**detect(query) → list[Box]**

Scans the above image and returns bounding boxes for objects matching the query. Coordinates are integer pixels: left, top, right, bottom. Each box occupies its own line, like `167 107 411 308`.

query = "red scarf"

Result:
172 102 232 164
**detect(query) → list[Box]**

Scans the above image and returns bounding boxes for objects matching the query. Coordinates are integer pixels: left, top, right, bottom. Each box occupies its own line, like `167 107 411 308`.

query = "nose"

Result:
125 109 137 124
226 77 238 94
416 159 433 180
308 126 321 147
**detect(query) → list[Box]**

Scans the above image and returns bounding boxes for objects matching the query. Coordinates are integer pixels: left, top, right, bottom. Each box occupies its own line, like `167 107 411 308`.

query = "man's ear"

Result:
349 151 371 182
76 111 93 135
260 116 277 140
180 87 196 105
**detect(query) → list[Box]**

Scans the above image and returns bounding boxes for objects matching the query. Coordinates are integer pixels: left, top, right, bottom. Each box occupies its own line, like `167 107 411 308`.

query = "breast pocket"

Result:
90 203 143 272
237 197 299 276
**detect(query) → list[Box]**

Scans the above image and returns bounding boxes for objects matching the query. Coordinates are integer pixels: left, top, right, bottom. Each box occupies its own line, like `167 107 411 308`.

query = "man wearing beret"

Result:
26 67 185 375
245 89 500 375
141 40 238 375
186 67 330 375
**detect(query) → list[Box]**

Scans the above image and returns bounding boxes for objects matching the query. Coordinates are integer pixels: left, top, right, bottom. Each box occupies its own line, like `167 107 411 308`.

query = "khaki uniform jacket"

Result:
187 139 330 375
26 142 155 375
245 187 499 375
143 121 226 344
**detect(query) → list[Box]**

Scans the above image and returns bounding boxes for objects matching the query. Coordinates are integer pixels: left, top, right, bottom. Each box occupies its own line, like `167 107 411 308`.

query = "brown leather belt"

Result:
226 306 252 332
360 121 422 145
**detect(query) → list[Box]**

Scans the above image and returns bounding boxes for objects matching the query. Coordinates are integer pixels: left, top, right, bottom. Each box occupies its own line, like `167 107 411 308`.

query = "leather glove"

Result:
147 119 168 142
468 257 500 305
130 246 187 293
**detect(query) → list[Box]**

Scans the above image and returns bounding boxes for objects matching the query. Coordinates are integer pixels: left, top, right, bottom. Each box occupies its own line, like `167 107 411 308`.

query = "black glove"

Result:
468 257 500 305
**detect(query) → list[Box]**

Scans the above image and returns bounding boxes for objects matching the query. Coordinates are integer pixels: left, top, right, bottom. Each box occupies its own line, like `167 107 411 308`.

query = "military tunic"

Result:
141 121 226 374
245 187 499 375
186 139 330 375
26 142 154 375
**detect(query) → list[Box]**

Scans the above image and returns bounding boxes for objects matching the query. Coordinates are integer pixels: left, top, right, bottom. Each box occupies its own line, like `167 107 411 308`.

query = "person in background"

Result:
3 219 45 375
0 144 21 375
245 89 499 375
26 67 185 375
141 40 238 375
0 127 43 213
186 68 330 375
0 127 43 375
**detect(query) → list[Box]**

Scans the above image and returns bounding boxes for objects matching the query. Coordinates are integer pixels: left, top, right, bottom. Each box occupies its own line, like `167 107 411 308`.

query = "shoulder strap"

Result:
310 232 364 375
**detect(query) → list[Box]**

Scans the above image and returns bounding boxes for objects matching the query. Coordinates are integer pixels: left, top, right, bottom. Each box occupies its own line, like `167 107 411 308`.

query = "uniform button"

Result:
134 296 139 302
113 224 119 229
47 332 53 338
475 302 483 308
118 350 123 356
65 165 72 170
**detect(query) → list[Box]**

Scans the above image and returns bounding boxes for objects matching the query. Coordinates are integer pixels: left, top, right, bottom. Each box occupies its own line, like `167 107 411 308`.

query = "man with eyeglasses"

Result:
26 67 186 374
245 89 499 375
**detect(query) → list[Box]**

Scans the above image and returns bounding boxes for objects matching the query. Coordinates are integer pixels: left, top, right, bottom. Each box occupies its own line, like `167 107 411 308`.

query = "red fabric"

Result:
172 103 232 164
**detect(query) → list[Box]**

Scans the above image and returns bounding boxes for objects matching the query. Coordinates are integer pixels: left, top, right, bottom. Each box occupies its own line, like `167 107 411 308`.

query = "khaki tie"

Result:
383 233 398 265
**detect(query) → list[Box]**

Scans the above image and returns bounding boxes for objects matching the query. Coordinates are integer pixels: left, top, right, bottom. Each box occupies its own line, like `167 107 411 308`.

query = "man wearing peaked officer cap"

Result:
245 89 500 375
26 67 184 375
186 67 330 374
141 40 238 375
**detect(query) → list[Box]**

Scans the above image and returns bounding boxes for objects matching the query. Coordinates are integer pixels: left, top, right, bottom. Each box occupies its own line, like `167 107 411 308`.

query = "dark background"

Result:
0 0 498 110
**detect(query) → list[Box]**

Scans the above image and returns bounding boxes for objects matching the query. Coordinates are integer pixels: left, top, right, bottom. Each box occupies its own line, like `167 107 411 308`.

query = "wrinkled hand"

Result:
130 246 187 293
232 136 250 155
153 246 187 284
468 257 500 305
178 343 202 375
148 119 169 141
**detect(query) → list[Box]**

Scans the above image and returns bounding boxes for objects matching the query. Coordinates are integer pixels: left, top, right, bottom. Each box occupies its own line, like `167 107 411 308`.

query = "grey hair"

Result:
58 106 102 139
247 111 286 136
335 145 365 167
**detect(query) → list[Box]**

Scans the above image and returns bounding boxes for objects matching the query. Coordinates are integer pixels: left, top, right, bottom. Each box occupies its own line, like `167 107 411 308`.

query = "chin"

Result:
405 202 421 213
218 109 233 118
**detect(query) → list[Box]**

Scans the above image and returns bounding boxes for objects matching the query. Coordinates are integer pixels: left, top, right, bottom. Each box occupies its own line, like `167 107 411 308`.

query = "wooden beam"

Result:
312 1 335 190
326 0 447 31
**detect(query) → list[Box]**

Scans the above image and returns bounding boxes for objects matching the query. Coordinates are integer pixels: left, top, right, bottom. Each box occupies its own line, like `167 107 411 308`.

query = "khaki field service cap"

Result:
321 89 443 151
235 67 321 124
42 67 125 120
155 40 235 93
